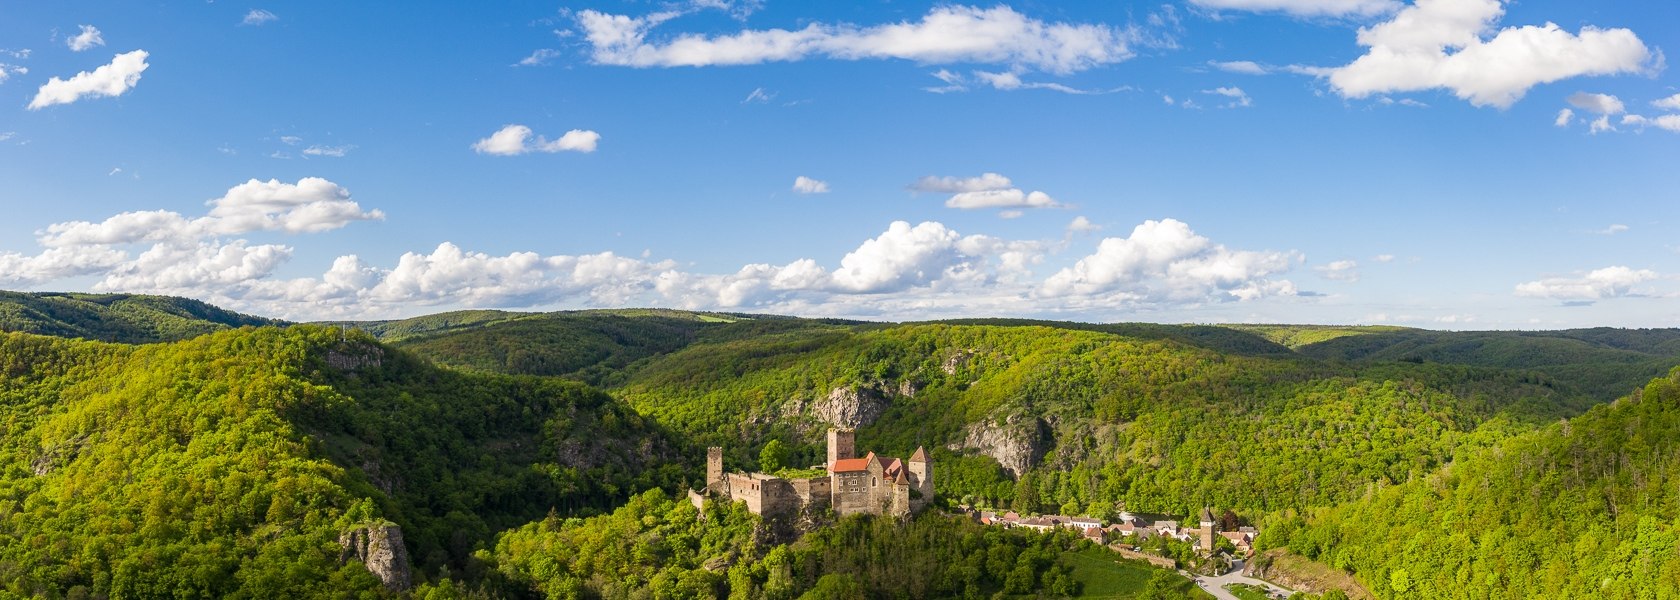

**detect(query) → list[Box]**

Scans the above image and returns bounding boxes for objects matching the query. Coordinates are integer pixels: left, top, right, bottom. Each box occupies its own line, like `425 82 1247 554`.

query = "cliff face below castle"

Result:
339 523 412 591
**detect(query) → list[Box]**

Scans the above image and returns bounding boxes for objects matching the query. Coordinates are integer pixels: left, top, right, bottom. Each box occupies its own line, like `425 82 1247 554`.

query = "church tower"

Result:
826 429 855 468
1199 507 1217 553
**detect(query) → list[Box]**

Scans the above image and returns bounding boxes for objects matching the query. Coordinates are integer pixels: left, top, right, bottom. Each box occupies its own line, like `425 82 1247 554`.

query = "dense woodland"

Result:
3 292 1680 597
1261 367 1680 598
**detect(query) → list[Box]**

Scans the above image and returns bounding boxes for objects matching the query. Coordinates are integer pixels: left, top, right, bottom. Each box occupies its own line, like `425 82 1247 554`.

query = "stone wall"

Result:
790 476 832 510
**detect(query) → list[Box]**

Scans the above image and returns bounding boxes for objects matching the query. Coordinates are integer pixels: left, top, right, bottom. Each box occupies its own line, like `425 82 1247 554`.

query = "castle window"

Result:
872 477 877 487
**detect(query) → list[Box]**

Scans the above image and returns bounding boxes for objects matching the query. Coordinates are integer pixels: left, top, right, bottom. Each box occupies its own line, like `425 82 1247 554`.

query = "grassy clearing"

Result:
1059 546 1213 599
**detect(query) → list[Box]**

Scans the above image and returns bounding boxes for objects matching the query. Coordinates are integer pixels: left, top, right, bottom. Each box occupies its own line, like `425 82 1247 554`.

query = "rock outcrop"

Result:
324 341 385 373
339 523 411 591
952 414 1049 477
811 385 889 429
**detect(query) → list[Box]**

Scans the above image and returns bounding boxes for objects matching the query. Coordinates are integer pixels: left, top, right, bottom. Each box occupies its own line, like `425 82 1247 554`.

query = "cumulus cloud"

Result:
1042 218 1301 304
1189 0 1398 17
1515 266 1658 301
909 172 1014 193
28 49 149 110
792 176 829 194
0 63 25 85
67 25 105 52
1068 216 1102 234
1554 108 1575 127
472 125 600 155
38 177 382 248
242 9 278 26
909 172 1064 215
1654 93 1680 111
1567 92 1625 115
575 5 1135 75
0 177 380 299
1325 0 1653 108
1315 259 1360 281
947 189 1061 210
1621 114 1680 133
1203 86 1253 108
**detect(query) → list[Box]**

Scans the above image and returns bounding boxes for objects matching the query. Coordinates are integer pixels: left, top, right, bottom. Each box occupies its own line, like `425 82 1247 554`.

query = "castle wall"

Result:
790 476 832 510
726 473 801 516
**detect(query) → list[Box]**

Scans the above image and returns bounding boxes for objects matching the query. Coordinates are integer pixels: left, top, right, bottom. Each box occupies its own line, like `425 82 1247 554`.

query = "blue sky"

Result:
1 0 1677 327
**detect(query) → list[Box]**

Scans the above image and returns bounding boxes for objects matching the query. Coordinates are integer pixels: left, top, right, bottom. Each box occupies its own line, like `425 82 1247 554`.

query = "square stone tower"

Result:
826 429 855 467
706 447 725 491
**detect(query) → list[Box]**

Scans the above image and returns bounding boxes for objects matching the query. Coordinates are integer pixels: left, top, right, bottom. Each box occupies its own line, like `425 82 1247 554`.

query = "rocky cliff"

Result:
339 523 412 590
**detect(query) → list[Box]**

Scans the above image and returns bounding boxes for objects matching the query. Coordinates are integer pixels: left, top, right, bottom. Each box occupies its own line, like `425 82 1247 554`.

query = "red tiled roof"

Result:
831 451 878 473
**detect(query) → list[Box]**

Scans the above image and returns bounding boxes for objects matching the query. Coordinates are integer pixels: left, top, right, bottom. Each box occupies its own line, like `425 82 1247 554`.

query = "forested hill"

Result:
1274 325 1680 400
0 326 684 596
0 291 282 343
1262 367 1680 598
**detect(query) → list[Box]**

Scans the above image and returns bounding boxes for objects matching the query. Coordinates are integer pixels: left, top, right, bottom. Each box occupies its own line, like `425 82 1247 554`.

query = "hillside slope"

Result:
0 326 682 595
1264 367 1680 598
614 323 1590 517
0 291 282 343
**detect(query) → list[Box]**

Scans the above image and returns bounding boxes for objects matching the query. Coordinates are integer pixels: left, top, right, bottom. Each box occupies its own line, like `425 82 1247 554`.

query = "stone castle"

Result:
703 429 932 518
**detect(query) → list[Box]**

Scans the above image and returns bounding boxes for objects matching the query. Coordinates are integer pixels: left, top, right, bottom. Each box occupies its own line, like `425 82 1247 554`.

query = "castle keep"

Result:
703 429 931 518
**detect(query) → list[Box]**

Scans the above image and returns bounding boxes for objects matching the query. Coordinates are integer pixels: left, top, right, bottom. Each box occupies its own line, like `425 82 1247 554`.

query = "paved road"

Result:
1183 564 1296 600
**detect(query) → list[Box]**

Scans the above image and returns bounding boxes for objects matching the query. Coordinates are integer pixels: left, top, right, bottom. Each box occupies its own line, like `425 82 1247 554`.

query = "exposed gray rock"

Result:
812 385 888 429
325 342 384 373
951 414 1048 477
339 523 411 591
942 350 975 375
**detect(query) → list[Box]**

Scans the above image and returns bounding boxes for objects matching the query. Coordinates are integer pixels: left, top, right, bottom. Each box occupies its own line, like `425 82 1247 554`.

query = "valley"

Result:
2 293 1678 597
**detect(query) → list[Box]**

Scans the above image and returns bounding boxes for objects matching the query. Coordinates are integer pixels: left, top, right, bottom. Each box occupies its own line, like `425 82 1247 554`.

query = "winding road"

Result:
1184 563 1296 600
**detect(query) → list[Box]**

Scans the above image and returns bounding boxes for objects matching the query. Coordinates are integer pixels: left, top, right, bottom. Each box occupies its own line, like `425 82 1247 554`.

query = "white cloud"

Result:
0 63 25 84
1622 114 1680 133
1567 92 1624 115
0 177 380 299
28 49 150 110
909 172 1013 193
1210 60 1268 75
1554 108 1575 127
67 25 105 52
1515 266 1658 301
302 145 351 158
575 5 1135 75
1042 218 1300 304
1374 253 1395 262
1591 224 1629 235
970 70 1106 94
1653 93 1680 111
472 125 600 155
37 177 382 247
515 49 561 67
742 87 775 103
910 172 1064 215
280 135 303 145
242 9 278 26
792 176 829 194
1189 0 1398 17
1203 86 1253 108
1068 216 1101 234
1315 259 1360 281
946 189 1061 210
1325 0 1652 108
